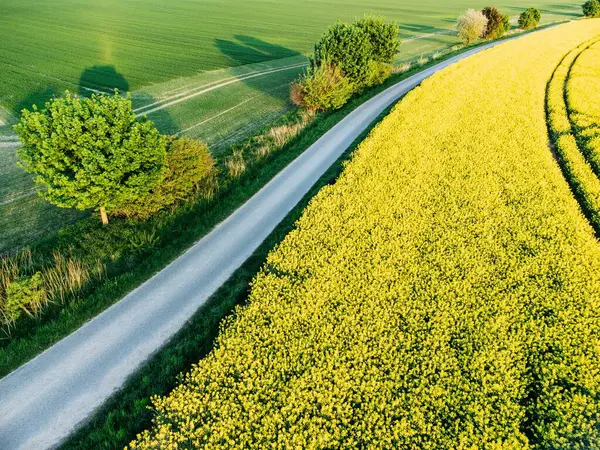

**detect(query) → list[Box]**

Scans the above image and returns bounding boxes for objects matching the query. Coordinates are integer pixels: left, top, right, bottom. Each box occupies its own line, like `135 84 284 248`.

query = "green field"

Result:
0 0 582 253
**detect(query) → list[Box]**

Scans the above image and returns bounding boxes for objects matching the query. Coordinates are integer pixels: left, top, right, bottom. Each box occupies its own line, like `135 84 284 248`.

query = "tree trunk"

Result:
100 206 109 225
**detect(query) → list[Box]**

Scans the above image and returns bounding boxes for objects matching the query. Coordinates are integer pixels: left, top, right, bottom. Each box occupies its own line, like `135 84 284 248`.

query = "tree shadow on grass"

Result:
79 65 179 135
537 4 581 18
214 35 303 98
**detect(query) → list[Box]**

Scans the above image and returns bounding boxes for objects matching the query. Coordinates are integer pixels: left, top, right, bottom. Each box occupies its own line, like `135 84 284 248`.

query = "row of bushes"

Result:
457 7 541 45
291 16 399 112
129 20 600 449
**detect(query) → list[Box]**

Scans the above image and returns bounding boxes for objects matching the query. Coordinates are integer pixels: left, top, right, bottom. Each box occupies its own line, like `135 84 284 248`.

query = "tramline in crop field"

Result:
129 19 600 449
547 37 600 231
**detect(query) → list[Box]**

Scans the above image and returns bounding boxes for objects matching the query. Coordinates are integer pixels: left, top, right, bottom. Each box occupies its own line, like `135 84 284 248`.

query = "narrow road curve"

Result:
0 37 530 450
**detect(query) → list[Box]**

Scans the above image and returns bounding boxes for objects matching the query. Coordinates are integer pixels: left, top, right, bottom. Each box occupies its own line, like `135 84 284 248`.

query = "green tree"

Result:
502 14 512 33
354 16 400 64
15 91 166 224
482 7 509 39
518 8 541 29
583 0 600 17
310 22 372 87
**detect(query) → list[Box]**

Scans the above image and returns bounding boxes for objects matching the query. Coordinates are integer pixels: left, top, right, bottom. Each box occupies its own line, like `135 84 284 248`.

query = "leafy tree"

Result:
583 0 600 17
457 9 488 45
15 91 166 224
518 8 541 29
310 22 372 87
354 16 400 64
114 137 215 220
482 7 509 39
291 63 355 112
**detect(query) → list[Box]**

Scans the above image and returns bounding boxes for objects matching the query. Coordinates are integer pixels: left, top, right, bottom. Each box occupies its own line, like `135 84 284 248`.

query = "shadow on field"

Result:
214 35 303 102
78 65 129 96
14 87 61 115
538 3 581 17
78 65 179 135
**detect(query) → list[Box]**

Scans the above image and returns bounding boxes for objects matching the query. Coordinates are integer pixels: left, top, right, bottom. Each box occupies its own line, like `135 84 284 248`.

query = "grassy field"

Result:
130 20 600 449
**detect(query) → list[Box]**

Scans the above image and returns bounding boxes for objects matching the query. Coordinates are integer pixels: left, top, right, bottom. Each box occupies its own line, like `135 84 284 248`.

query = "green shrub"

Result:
310 22 372 87
457 9 488 45
354 16 400 64
583 0 600 17
14 91 167 225
291 64 355 112
364 61 393 88
519 8 541 29
4 273 46 324
114 137 215 220
482 6 509 39
502 14 512 33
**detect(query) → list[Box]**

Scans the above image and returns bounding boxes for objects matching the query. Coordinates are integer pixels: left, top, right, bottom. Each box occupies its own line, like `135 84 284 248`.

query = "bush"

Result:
364 61 393 88
114 137 215 220
4 274 46 324
482 7 509 39
502 14 512 33
518 8 541 29
354 16 400 64
14 91 166 225
311 22 373 87
290 64 355 112
583 0 600 17
457 9 488 45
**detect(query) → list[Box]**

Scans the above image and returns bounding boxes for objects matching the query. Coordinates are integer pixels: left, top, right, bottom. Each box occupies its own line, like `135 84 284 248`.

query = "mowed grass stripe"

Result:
546 36 600 232
130 20 600 449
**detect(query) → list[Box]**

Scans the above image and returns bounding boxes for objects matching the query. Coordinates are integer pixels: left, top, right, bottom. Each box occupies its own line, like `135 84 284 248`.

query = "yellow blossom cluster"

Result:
129 20 600 450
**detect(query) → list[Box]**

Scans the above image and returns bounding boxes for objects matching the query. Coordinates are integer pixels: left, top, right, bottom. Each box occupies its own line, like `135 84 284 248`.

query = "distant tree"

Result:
502 14 512 33
518 8 541 29
457 9 489 45
583 0 600 17
310 22 373 87
354 16 400 64
482 7 509 39
14 91 166 225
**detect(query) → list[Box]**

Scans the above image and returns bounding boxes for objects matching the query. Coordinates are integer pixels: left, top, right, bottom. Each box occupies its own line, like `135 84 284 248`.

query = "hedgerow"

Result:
547 37 600 232
130 21 600 449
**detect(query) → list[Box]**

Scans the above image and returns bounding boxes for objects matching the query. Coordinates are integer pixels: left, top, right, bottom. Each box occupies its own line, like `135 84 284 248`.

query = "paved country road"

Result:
0 32 543 450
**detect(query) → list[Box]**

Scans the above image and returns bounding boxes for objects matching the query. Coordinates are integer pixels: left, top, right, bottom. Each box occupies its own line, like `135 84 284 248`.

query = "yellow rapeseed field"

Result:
130 20 600 450
547 37 600 230
567 40 600 176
